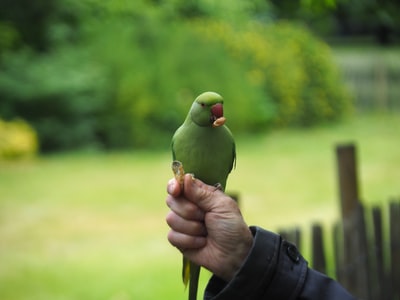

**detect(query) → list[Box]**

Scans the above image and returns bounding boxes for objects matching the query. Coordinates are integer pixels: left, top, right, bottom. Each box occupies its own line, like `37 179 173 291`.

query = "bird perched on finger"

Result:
171 91 236 300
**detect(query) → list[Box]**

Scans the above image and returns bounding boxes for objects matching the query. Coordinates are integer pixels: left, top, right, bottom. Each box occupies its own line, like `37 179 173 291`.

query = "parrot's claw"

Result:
213 183 223 191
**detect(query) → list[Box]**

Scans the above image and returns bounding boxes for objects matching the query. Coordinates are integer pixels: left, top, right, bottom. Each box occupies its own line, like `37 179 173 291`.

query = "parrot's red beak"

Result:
211 103 226 127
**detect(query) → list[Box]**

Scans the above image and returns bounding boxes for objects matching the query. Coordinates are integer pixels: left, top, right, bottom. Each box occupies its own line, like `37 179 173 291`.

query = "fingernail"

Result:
187 173 196 184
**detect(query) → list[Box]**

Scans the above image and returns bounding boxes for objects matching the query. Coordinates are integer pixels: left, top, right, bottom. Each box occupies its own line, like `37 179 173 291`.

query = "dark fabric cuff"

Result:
204 226 308 300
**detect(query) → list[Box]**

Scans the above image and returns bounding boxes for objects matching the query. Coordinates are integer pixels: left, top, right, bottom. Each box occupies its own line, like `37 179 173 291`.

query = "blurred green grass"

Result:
1 113 399 299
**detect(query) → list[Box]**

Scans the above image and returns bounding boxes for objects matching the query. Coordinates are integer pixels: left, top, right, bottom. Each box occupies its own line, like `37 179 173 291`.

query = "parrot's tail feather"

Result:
182 256 190 288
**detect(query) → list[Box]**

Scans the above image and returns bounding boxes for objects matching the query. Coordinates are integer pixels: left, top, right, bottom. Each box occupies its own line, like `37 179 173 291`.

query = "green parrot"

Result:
171 91 236 300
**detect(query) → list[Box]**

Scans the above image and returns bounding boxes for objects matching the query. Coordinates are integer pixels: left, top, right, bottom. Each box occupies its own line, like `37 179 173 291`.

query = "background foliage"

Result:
0 118 38 159
0 0 353 152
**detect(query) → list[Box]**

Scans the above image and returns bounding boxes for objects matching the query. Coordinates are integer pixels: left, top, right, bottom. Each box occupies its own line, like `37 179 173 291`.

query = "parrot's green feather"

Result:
171 92 236 300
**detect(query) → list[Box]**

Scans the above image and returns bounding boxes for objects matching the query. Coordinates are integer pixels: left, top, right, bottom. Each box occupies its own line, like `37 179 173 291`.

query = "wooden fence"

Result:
279 144 400 300
334 53 400 111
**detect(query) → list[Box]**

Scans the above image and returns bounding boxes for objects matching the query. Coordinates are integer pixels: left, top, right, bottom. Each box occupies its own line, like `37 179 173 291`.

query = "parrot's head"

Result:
190 91 226 128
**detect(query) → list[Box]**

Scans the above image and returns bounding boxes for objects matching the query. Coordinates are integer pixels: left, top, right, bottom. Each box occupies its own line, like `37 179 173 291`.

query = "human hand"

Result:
166 174 253 282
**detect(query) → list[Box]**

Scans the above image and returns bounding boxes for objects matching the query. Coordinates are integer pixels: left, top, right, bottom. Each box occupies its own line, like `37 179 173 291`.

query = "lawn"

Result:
0 113 399 299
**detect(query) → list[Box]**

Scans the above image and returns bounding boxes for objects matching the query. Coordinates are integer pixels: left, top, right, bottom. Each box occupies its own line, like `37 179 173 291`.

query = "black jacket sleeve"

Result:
204 226 356 300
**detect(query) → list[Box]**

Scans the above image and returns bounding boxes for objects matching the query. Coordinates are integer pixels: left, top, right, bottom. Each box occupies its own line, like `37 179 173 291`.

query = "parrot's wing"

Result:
171 143 176 161
171 133 177 161
171 124 185 162
231 140 236 173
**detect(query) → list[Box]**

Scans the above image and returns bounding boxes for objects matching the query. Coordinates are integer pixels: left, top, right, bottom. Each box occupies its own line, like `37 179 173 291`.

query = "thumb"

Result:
183 174 223 212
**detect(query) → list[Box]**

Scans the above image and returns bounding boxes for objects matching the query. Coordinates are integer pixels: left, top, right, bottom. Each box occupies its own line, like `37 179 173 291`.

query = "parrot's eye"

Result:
200 103 205 107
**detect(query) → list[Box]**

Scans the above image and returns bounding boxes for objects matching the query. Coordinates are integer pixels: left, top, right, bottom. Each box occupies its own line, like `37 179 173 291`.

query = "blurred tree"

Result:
334 0 399 45
0 0 54 51
0 0 352 152
268 0 400 44
0 22 19 55
0 0 81 52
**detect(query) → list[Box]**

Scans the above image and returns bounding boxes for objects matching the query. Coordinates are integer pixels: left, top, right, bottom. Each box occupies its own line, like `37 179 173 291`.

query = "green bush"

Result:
193 20 352 127
0 48 111 151
0 118 38 160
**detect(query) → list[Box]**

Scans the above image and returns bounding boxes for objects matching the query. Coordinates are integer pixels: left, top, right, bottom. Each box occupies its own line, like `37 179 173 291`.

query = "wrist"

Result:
220 227 253 281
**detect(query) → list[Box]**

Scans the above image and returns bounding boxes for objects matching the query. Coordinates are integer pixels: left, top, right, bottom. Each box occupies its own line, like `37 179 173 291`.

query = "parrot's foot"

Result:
213 183 223 191
172 160 185 188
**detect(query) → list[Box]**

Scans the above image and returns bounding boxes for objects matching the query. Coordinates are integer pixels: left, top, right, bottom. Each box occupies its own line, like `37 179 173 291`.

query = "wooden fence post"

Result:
333 221 344 283
372 206 388 299
336 144 360 219
311 223 326 274
389 200 400 300
335 144 371 299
